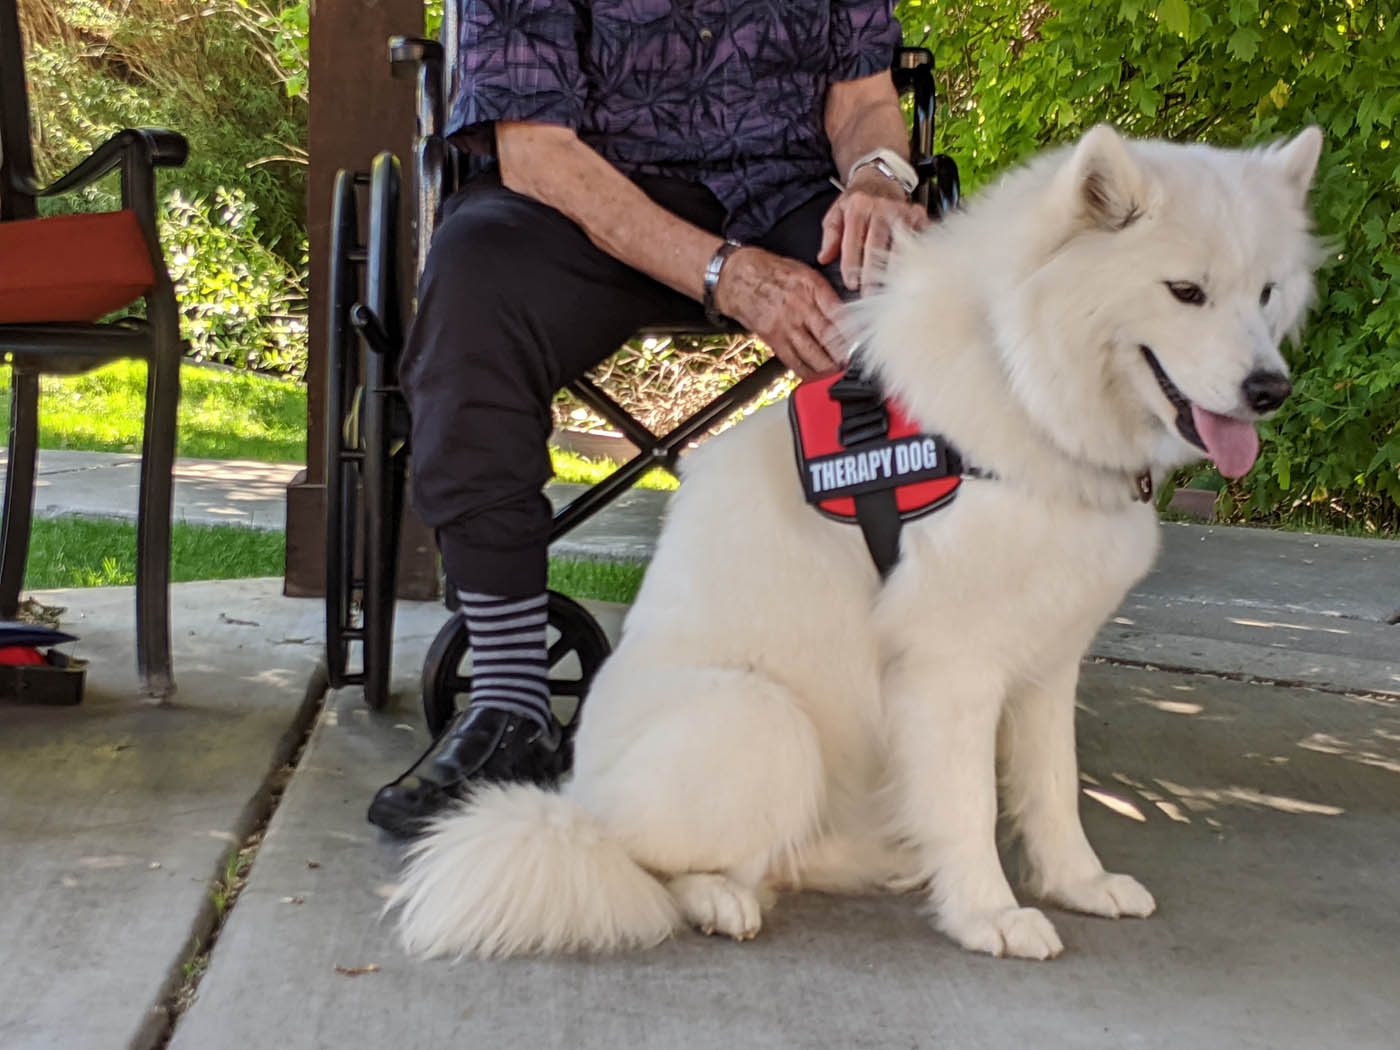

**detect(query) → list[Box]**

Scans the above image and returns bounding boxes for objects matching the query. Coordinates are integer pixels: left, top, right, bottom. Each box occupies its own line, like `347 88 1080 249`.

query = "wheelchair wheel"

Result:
421 591 612 772
324 168 365 692
358 151 410 711
323 153 409 710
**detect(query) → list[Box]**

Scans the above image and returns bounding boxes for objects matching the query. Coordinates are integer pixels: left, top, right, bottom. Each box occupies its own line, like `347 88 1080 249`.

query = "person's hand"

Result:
817 170 931 293
713 247 847 380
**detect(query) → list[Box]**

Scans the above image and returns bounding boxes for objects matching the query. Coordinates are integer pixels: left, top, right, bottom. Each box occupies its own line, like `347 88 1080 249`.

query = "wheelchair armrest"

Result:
12 127 188 200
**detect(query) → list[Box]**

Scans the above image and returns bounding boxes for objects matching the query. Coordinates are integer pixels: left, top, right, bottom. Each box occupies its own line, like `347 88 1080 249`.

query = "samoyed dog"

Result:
391 125 1324 960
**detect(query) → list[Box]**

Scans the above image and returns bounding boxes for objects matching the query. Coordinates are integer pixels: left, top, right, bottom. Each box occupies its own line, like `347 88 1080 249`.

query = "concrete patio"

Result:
1 513 1397 1049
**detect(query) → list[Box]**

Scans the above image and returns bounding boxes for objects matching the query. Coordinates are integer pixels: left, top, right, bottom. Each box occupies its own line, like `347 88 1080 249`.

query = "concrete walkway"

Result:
1 450 1398 1049
0 449 302 531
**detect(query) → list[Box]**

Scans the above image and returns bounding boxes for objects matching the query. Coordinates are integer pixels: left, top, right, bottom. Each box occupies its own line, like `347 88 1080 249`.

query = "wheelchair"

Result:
324 5 962 758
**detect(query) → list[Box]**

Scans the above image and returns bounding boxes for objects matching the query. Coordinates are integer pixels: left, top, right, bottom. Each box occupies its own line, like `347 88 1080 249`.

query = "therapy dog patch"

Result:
789 370 962 523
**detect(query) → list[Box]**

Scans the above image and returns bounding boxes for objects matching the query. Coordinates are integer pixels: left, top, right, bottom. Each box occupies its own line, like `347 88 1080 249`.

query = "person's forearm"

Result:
824 73 911 185
496 121 722 301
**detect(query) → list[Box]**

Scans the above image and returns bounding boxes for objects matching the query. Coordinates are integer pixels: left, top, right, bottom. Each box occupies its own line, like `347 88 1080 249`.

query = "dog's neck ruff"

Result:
789 356 994 577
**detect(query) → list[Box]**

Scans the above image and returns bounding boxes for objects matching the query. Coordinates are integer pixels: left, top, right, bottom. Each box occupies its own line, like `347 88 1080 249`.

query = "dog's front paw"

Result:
668 874 763 942
1044 871 1156 918
940 906 1063 960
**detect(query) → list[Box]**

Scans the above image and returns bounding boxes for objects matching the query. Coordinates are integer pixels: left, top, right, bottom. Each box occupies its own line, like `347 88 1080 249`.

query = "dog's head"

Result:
997 124 1324 479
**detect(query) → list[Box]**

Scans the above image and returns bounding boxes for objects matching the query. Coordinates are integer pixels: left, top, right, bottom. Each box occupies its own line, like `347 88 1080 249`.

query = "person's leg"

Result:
369 173 722 836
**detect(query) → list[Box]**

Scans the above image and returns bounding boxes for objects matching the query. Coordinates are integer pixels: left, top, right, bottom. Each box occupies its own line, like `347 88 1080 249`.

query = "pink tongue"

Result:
1190 404 1260 478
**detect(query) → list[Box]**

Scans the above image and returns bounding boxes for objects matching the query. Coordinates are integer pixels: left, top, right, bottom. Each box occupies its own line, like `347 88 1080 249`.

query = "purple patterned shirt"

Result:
449 1 902 240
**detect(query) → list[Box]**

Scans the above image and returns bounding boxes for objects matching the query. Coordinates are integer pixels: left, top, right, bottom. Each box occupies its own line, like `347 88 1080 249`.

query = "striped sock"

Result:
459 590 552 731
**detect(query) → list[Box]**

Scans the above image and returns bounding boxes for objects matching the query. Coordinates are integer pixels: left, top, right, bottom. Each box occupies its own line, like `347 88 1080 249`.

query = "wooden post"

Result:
285 0 439 600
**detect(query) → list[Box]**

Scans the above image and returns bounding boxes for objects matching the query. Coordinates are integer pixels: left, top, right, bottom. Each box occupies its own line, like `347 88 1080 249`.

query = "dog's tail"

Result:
388 782 679 958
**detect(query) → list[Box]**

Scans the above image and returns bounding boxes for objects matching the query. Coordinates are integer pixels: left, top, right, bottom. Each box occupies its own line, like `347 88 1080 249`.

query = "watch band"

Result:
847 148 918 197
703 239 743 327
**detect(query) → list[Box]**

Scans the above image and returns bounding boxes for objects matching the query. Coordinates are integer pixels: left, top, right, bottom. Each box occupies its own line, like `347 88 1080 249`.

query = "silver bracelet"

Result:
703 239 743 327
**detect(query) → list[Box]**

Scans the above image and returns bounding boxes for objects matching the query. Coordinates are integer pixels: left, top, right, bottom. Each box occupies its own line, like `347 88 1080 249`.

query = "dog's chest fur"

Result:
877 482 1159 675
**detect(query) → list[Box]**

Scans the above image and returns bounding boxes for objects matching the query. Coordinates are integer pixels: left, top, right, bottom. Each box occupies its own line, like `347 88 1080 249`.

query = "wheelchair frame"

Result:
325 6 961 745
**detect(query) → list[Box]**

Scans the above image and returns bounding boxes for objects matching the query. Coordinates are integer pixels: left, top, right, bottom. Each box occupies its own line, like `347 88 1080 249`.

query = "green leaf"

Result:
1129 76 1159 117
1158 0 1193 37
1226 26 1260 62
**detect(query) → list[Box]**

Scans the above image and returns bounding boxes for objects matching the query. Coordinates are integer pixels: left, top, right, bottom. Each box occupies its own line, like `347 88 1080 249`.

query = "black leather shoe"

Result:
367 705 564 838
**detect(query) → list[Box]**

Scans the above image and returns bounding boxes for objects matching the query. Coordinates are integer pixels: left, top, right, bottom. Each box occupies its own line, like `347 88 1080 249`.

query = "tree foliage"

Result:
18 0 309 375
897 0 1399 530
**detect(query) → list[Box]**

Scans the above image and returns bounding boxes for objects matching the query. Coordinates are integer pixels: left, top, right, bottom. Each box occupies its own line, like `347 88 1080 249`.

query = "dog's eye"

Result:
1165 281 1207 305
1260 282 1275 306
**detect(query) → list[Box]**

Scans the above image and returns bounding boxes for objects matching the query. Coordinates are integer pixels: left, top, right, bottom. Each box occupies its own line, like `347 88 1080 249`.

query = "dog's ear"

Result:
1059 124 1149 231
1269 125 1323 206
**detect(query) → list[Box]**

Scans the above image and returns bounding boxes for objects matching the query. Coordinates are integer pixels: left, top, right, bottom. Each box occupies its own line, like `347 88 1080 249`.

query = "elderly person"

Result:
369 1 929 837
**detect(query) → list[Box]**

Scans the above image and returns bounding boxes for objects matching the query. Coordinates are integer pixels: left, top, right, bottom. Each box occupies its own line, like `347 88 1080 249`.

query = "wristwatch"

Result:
847 148 918 198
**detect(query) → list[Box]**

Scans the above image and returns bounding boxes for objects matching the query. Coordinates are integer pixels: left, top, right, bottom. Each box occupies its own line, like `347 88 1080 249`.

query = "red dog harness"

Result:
789 359 989 576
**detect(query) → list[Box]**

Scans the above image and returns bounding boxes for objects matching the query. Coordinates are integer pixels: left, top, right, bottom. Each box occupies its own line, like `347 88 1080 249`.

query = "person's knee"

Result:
404 195 560 404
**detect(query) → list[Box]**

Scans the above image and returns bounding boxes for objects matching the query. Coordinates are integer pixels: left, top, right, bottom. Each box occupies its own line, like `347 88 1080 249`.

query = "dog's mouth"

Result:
1139 347 1260 478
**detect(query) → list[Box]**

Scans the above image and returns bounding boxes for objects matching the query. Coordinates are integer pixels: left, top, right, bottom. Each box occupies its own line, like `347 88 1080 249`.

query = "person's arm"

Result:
819 71 932 291
497 121 844 378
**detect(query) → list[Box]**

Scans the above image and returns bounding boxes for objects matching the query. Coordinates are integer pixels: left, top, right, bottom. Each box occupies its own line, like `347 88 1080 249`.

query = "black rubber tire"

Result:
358 152 408 711
421 591 612 772
324 168 364 691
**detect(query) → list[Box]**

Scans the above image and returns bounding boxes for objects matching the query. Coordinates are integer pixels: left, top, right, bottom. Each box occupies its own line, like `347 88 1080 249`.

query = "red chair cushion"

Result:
0 210 156 324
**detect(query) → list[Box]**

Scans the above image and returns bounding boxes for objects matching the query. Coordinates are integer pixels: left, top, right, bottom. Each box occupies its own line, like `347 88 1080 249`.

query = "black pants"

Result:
401 172 838 597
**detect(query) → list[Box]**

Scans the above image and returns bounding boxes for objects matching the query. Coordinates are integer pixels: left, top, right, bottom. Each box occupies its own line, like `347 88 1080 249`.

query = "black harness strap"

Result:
830 359 903 578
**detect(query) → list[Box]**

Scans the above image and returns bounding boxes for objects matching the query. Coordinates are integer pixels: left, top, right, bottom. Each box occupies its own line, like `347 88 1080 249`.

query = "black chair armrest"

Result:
13 128 187 200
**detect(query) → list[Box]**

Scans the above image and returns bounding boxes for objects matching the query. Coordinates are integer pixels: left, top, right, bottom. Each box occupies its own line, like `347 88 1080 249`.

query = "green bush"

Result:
162 189 308 376
20 0 309 375
896 0 1399 531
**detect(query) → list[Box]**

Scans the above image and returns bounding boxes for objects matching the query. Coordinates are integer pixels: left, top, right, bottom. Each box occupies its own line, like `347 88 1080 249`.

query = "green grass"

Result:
549 447 679 491
26 515 285 589
0 359 307 463
548 556 647 604
26 514 648 604
0 361 664 594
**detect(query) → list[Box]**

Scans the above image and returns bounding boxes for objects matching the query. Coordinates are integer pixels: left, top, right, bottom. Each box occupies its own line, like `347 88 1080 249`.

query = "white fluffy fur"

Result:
389 126 1323 961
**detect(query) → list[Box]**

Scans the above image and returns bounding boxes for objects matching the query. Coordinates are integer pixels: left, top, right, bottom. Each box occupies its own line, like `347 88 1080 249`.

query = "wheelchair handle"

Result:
389 36 443 76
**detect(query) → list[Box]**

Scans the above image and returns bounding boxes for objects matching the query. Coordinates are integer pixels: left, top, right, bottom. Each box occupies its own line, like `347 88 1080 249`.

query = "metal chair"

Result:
0 0 188 696
325 5 961 756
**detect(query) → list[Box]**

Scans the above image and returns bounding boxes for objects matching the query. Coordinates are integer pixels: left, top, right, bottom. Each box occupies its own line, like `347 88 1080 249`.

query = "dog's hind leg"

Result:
884 658 1064 960
1001 659 1156 919
570 666 826 941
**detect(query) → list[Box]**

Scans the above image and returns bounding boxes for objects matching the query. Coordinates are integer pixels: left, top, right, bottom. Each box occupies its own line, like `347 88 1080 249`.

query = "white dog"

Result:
390 125 1324 960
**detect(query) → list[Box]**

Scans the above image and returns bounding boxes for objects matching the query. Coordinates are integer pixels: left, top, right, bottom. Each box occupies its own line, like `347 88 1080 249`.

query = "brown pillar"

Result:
285 0 439 600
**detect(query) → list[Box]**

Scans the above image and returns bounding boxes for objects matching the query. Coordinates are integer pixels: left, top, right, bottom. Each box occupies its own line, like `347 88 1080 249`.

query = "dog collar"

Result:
1133 471 1153 502
789 356 993 577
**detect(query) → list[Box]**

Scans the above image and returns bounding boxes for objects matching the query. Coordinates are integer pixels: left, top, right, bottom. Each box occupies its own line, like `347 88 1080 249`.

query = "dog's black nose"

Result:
1242 370 1292 413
